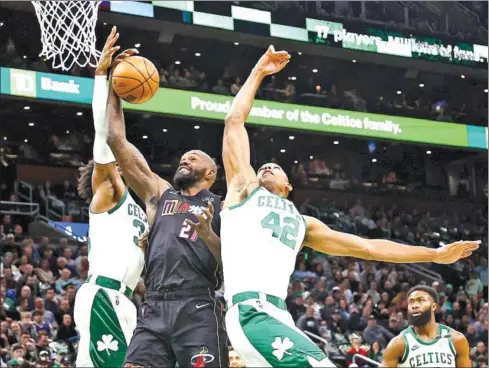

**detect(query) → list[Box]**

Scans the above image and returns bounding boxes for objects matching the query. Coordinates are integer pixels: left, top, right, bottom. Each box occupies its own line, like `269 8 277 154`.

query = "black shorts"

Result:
125 288 228 368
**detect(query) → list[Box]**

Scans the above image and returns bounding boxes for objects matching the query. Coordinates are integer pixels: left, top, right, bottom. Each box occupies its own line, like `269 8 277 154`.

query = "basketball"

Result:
111 56 160 104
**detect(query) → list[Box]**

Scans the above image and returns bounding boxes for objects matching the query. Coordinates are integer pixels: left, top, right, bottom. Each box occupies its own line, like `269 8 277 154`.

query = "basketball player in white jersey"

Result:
382 285 471 367
74 27 148 368
220 45 480 367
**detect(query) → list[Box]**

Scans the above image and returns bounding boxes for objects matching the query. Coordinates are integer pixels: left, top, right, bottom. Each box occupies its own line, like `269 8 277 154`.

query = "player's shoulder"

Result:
447 325 468 345
384 333 407 360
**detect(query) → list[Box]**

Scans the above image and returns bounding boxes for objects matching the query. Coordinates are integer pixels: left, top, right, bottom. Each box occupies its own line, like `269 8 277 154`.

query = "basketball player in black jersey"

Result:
105 49 228 368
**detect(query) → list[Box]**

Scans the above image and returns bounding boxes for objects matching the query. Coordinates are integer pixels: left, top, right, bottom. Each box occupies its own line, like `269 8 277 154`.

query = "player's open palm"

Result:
255 45 291 76
434 240 480 264
185 201 215 240
96 26 120 75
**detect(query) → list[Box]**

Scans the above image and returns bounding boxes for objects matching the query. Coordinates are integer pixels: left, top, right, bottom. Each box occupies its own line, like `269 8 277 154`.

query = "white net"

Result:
31 1 102 71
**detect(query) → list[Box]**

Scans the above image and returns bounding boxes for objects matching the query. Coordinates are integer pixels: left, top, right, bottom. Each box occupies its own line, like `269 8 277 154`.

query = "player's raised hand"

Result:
111 48 140 69
184 201 215 240
255 45 291 77
95 26 120 75
434 240 481 264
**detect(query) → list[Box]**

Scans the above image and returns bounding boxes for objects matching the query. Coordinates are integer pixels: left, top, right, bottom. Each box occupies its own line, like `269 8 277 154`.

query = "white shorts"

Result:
225 294 336 367
74 283 137 368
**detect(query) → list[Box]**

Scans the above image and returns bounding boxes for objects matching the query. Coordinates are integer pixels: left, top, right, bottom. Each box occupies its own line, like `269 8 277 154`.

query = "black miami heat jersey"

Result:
144 189 222 292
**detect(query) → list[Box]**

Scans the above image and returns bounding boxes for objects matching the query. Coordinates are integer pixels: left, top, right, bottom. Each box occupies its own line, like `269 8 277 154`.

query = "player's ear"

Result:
205 168 217 182
287 182 293 192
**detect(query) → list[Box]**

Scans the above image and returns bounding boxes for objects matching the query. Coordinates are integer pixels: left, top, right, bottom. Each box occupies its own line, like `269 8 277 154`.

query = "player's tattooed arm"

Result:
452 330 472 367
303 216 479 263
106 50 171 223
223 46 290 193
381 335 405 368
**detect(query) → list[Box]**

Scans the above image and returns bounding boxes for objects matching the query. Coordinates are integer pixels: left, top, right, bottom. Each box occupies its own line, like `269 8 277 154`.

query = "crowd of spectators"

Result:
1 179 487 367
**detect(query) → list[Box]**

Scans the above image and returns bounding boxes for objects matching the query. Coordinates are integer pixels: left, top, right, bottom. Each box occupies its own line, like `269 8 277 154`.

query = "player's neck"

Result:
413 318 438 339
181 185 207 197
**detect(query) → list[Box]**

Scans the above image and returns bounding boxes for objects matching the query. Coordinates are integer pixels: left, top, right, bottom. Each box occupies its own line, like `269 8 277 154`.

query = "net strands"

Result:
32 1 102 71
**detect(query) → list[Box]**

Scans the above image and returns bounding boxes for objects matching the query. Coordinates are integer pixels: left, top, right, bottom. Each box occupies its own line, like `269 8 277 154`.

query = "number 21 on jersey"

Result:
179 220 198 241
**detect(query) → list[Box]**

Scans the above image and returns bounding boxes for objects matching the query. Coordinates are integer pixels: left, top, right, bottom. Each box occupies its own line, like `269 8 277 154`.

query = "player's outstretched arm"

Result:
106 50 171 222
223 46 290 188
381 335 405 368
90 27 125 212
452 330 472 367
303 216 480 264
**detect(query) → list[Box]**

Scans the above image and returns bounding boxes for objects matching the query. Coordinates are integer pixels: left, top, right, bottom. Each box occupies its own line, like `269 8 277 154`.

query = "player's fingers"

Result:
195 214 207 225
184 219 198 229
108 32 120 47
103 27 117 49
203 207 212 221
108 46 121 56
120 48 139 57
208 201 214 216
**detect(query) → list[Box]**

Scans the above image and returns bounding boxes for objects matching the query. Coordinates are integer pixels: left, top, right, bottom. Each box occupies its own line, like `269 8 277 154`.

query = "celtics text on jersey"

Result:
398 324 456 368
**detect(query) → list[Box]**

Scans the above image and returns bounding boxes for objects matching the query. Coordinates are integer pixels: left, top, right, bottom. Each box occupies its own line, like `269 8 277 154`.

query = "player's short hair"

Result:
407 285 439 304
77 160 94 203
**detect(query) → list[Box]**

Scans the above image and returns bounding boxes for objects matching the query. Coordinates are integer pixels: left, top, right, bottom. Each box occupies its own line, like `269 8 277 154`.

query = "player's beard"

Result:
408 308 432 327
173 167 205 190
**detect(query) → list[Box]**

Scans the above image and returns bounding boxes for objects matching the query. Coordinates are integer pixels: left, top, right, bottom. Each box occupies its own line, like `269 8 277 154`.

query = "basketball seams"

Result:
113 70 157 95
142 58 154 96
112 57 159 103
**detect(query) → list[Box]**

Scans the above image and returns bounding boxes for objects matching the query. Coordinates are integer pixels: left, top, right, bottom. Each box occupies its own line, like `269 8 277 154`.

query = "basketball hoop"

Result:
31 1 102 71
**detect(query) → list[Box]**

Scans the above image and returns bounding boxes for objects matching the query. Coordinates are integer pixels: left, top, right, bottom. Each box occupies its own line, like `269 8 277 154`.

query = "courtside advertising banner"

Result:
0 67 486 149
1 67 94 104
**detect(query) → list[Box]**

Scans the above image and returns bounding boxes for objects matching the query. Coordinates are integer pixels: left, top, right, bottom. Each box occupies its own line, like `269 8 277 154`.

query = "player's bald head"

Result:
173 150 217 190
187 150 217 171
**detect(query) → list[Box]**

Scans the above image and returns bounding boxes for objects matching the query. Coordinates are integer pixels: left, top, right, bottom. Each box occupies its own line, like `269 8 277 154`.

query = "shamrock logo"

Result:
97 334 119 355
271 337 294 361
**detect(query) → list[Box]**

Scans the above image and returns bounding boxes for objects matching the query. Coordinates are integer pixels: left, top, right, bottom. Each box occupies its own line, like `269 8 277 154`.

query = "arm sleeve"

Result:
92 75 116 164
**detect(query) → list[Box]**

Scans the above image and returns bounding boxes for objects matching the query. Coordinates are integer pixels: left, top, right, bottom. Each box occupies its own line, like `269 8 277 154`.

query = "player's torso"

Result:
88 190 147 290
399 324 456 368
221 186 306 300
146 189 222 291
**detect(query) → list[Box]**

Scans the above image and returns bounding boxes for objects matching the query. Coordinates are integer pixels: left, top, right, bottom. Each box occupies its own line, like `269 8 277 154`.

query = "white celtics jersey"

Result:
88 189 148 290
398 324 456 368
221 186 306 300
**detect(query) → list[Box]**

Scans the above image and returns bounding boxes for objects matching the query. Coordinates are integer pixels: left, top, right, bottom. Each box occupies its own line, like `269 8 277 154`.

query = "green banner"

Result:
125 88 486 148
1 67 486 149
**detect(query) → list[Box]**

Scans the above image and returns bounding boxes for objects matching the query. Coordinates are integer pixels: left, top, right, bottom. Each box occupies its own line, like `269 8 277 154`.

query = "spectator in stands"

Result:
55 270 75 295
230 77 242 95
362 315 394 348
368 340 383 365
56 315 76 343
35 261 54 286
212 79 229 95
299 198 321 219
466 271 484 298
346 336 368 367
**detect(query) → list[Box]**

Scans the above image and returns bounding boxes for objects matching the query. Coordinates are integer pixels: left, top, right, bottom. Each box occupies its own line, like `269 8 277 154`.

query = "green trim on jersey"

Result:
228 186 261 210
407 324 443 346
441 325 457 357
108 189 128 215
89 289 127 367
399 330 410 364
